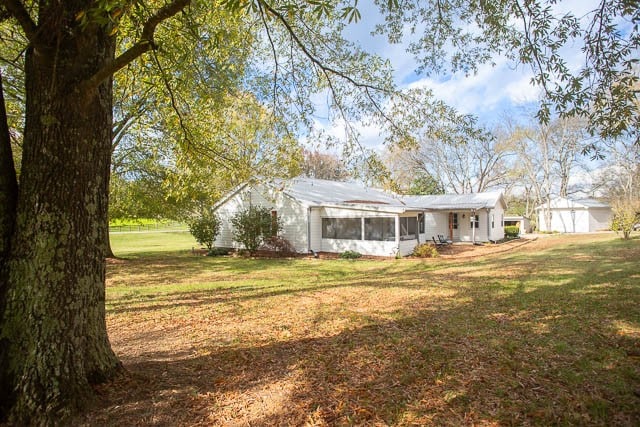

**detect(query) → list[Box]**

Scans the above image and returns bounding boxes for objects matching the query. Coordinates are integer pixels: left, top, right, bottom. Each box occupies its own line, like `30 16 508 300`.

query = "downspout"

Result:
487 208 492 242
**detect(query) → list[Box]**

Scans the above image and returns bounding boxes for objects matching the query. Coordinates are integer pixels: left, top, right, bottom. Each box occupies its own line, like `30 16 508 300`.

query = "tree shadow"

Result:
84 237 640 425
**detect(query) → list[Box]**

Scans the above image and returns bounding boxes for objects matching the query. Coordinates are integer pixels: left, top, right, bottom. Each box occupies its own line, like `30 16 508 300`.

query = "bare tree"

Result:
301 149 350 181
387 132 514 194
511 116 593 230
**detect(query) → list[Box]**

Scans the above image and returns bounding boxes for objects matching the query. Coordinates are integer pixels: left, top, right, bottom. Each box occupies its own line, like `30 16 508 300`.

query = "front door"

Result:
448 212 454 240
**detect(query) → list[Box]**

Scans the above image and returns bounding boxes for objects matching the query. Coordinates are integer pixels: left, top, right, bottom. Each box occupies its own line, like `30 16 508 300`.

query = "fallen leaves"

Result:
76 234 640 426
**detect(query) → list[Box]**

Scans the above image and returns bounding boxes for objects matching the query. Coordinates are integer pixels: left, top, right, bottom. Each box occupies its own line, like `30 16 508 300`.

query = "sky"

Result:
314 0 605 151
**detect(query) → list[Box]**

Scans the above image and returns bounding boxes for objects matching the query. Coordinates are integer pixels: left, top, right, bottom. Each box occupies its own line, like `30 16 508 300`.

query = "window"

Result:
364 218 395 241
471 214 479 229
491 214 495 229
418 213 425 233
322 218 362 240
452 213 458 229
399 217 418 240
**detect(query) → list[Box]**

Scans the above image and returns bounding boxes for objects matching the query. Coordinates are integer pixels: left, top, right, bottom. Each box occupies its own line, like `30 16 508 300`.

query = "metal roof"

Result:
534 197 611 210
402 192 506 211
216 178 506 213
276 177 406 208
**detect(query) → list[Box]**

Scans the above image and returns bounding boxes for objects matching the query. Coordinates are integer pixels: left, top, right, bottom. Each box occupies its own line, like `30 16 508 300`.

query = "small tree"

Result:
610 199 640 240
188 210 221 250
231 206 281 253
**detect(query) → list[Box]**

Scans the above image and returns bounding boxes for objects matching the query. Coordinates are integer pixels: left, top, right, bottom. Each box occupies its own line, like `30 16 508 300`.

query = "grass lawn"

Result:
109 231 198 257
84 233 640 426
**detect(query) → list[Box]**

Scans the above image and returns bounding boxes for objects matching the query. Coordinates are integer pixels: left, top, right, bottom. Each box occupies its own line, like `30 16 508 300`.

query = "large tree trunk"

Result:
0 70 19 418
0 5 121 423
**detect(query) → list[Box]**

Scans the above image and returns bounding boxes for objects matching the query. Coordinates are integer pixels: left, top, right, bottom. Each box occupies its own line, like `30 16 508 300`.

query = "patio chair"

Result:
438 234 453 245
432 236 444 247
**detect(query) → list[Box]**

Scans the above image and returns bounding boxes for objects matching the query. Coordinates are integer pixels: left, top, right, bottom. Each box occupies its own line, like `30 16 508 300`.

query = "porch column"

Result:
395 215 400 252
472 209 476 244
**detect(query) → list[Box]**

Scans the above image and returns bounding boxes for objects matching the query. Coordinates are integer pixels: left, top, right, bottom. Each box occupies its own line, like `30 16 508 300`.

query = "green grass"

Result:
109 230 198 257
94 233 640 426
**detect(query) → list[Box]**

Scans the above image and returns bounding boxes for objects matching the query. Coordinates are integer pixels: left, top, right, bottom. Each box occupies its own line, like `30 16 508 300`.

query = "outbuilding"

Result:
535 197 612 233
504 216 532 235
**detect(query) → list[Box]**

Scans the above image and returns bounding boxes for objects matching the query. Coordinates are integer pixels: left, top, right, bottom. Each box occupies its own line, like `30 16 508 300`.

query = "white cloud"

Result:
406 57 540 120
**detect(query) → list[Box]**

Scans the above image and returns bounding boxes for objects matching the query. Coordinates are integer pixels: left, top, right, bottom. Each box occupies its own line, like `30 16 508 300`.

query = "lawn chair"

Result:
432 236 444 247
438 234 453 245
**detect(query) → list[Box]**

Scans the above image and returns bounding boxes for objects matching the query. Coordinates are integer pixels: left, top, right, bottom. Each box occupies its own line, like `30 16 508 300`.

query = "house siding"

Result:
419 211 447 243
309 208 322 252
321 239 399 257
589 208 612 231
214 180 508 255
214 184 309 252
489 204 506 241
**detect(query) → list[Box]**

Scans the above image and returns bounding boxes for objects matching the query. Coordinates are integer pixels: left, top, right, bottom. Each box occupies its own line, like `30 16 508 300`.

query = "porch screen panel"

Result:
322 218 362 240
400 217 418 239
364 218 395 241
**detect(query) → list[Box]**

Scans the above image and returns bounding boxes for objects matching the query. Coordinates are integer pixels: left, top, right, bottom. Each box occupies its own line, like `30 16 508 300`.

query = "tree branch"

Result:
1 0 38 46
80 0 191 95
258 0 384 93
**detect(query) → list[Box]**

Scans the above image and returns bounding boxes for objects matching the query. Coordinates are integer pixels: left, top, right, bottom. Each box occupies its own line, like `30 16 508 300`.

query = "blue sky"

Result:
315 0 607 150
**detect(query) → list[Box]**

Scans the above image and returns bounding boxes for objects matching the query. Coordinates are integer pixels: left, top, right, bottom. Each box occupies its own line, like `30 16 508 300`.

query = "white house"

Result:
213 178 507 257
535 197 612 233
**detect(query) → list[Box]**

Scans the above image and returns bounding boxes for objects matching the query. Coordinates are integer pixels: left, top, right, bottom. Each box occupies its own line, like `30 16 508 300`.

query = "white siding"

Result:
309 208 322 252
419 212 447 244
214 184 309 252
275 193 309 251
457 210 486 242
539 206 612 233
398 240 416 256
488 205 505 241
589 208 612 232
214 190 252 249
547 209 588 233
321 239 399 257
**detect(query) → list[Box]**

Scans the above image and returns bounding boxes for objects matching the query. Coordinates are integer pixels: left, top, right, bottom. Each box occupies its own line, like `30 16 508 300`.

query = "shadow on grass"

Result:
89 237 640 425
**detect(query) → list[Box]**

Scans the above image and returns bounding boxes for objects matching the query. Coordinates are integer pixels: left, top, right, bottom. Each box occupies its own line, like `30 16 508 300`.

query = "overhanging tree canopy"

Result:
0 0 637 423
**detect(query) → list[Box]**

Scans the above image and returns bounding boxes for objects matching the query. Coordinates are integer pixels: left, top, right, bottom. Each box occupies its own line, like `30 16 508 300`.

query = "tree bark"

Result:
0 5 121 423
0 71 18 262
0 69 19 419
